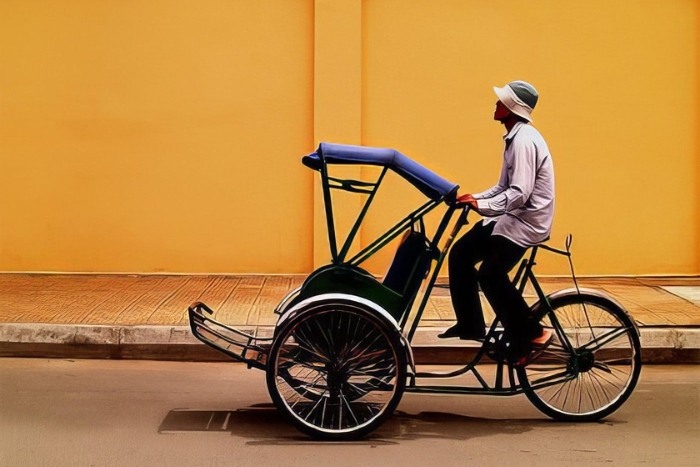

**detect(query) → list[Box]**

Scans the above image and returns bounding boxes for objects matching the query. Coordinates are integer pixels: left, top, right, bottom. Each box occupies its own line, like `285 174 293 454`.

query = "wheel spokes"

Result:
524 301 637 416
274 307 400 432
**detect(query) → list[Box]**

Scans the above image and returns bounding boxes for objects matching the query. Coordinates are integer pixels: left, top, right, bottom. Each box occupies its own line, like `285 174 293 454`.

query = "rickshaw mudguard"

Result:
276 293 401 331
273 286 302 316
289 264 406 322
529 287 641 337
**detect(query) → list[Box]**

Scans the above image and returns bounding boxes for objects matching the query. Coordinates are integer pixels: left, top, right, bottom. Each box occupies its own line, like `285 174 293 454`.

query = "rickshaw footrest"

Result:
188 301 269 370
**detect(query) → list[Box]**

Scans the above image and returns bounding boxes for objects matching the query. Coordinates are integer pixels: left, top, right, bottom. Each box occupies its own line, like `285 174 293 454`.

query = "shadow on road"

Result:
159 403 598 445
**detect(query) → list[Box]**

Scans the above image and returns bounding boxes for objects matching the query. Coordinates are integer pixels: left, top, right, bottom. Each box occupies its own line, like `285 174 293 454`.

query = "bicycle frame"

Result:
366 202 574 395
309 153 582 396
405 224 579 396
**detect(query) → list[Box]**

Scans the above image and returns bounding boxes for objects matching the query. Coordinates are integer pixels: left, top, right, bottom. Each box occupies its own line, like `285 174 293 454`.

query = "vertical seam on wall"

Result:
696 0 700 273
359 0 366 251
312 0 320 269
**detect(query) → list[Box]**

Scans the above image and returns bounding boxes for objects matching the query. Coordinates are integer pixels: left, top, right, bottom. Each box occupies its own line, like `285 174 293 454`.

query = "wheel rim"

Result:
522 300 639 417
272 306 401 434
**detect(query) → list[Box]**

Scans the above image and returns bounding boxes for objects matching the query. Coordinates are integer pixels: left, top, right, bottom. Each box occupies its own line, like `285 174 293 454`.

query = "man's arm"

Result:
475 138 537 216
472 161 508 200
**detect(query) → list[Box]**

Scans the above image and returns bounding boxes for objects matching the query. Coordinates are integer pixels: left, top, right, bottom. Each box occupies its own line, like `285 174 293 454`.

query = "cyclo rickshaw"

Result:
188 143 642 440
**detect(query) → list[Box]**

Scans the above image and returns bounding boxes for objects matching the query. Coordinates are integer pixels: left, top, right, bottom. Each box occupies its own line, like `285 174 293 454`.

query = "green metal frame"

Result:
320 160 446 267
406 243 577 395
187 153 630 400
313 157 591 395
316 157 450 319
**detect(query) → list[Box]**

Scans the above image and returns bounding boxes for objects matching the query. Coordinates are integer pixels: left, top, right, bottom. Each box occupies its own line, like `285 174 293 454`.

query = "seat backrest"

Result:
382 229 432 298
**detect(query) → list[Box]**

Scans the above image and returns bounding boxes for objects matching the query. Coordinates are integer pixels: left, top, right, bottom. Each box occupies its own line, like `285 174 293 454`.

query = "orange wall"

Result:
1 0 698 276
0 0 314 273
361 0 699 276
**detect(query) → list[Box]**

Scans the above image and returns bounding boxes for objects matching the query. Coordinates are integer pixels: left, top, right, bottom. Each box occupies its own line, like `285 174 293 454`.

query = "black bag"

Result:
382 227 432 297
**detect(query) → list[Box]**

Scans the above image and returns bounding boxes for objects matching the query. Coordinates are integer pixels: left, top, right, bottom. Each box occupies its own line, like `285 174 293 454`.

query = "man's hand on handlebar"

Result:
456 193 479 211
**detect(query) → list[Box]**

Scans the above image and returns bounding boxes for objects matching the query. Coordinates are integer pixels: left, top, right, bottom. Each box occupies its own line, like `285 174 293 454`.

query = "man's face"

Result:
493 100 511 121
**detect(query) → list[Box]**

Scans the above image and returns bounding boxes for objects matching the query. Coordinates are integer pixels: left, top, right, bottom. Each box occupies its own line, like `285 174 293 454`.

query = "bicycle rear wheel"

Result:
517 291 642 421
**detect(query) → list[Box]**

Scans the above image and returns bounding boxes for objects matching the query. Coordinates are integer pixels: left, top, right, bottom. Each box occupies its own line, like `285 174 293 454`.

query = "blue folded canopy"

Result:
303 143 459 201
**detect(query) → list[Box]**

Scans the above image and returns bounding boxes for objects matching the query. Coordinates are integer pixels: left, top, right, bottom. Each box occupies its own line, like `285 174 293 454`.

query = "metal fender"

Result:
531 287 640 337
277 293 400 330
273 286 302 316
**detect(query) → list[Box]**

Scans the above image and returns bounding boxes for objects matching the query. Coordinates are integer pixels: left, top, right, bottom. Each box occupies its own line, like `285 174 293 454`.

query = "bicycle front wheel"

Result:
266 301 407 440
517 291 642 421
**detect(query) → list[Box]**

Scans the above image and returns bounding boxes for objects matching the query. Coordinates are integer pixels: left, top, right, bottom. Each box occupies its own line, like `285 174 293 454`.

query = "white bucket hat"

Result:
493 80 539 122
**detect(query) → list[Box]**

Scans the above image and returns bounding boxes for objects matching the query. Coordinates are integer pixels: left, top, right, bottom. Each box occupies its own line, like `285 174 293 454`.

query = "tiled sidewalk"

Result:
1 274 699 328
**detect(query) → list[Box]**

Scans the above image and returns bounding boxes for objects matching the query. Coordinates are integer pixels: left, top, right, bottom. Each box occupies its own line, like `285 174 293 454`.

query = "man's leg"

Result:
443 221 493 339
477 235 543 350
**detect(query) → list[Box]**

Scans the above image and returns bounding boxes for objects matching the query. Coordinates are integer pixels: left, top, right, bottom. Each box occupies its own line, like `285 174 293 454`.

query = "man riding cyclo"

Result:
440 80 555 367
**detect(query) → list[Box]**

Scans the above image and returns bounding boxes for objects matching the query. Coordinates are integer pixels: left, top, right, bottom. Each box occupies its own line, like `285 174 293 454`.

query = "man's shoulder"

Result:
516 124 543 140
514 124 548 148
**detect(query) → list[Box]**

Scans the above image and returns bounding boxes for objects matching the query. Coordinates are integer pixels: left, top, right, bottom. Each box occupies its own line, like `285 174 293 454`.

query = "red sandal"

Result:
513 329 554 367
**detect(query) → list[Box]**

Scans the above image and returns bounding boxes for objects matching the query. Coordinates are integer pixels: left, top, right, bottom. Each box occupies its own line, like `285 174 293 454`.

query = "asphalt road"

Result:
1 359 698 467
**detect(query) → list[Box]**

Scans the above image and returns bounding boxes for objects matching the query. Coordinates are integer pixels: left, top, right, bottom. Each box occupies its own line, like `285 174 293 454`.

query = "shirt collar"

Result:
503 121 527 141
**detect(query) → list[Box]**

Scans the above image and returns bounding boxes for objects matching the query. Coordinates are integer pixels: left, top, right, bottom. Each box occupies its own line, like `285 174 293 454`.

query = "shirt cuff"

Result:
476 198 503 217
476 199 489 211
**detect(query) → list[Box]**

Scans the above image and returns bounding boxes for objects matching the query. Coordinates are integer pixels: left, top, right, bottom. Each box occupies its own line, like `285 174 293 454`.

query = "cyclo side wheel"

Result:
517 292 642 422
266 300 407 440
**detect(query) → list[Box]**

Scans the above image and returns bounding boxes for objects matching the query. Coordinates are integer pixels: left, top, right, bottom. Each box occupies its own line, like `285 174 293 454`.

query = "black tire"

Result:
517 292 642 422
266 300 407 440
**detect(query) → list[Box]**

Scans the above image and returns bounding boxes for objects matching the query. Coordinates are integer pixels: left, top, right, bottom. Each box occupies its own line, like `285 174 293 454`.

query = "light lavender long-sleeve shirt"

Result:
474 122 555 248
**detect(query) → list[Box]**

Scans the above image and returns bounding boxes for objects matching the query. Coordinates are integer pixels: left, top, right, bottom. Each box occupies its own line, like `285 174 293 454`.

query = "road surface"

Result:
1 359 698 466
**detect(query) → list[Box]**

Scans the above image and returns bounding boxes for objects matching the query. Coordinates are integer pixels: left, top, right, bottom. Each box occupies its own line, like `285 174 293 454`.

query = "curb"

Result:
1 323 699 364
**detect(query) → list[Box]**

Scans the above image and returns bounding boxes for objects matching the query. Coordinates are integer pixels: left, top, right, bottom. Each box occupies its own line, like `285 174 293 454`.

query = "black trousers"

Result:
448 220 543 344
